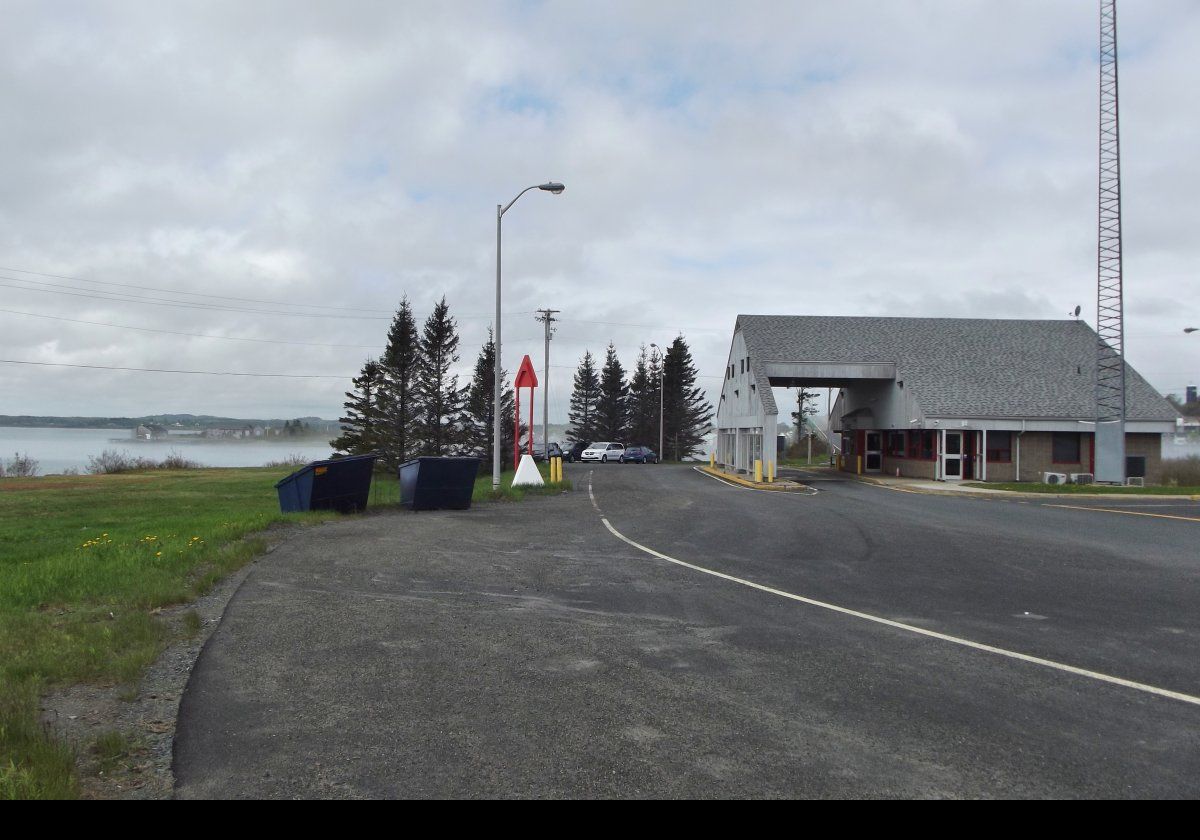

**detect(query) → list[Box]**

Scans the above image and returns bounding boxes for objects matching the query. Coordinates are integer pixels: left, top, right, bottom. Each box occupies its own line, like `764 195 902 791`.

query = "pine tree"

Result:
626 345 659 448
376 296 421 469
414 297 466 456
566 350 601 445
662 336 714 461
463 329 518 468
330 358 385 455
595 342 628 441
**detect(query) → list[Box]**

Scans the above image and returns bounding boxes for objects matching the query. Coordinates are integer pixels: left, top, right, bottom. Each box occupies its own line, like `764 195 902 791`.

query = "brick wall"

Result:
1126 433 1164 484
881 455 936 479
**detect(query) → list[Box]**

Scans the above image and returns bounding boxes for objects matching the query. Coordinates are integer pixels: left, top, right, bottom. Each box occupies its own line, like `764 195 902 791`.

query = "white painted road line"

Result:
590 475 1200 709
1045 503 1200 523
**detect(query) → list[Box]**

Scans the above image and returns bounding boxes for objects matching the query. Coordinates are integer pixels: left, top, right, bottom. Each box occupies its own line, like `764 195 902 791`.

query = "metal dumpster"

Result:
398 456 480 511
275 453 378 513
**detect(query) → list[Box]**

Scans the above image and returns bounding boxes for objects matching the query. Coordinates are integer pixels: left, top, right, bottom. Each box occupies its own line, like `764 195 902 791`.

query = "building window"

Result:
907 430 935 460
1052 432 1081 464
886 431 906 457
740 359 744 374
986 431 1012 463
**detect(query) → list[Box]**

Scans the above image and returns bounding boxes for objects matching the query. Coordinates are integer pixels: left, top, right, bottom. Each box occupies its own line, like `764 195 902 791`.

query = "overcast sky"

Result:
1 1 1197 423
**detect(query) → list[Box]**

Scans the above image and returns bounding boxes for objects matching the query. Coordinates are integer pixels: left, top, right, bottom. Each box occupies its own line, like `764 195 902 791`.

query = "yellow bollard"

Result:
552 456 561 483
857 455 863 475
768 461 774 483
710 452 715 468
754 459 762 483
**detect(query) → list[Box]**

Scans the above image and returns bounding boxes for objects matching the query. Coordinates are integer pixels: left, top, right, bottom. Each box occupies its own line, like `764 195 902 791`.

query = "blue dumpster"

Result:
275 453 378 514
398 457 480 511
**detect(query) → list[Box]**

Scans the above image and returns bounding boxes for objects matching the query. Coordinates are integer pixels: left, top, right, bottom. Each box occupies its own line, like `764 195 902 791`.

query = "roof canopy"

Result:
736 314 1177 421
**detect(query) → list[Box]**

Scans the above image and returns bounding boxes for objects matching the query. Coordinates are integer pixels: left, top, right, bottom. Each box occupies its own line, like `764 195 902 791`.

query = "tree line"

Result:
333 297 713 467
332 296 516 470
565 338 713 461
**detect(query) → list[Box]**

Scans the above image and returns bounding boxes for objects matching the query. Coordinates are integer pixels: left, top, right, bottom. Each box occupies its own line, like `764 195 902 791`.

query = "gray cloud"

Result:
0 0 1196 421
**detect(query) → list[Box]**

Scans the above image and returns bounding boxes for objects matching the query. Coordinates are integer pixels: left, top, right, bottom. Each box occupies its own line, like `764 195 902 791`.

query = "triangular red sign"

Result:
514 354 539 389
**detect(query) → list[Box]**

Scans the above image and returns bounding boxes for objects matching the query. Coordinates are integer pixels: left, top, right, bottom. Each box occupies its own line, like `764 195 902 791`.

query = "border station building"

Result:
715 315 1178 484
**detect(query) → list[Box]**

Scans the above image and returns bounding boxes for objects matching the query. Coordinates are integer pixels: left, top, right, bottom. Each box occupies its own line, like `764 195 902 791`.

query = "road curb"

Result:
845 472 1200 500
698 465 810 491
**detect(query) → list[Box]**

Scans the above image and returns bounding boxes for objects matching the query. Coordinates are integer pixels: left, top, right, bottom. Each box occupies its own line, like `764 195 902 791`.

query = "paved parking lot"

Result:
174 464 1200 798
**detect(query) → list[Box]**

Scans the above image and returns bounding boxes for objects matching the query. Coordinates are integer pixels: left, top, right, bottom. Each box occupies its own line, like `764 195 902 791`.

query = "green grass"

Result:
0 461 570 798
0 467 340 799
964 481 1200 495
778 457 834 468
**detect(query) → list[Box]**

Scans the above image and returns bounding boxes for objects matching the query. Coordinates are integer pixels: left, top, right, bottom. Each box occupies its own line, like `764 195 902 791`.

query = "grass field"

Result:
0 461 567 799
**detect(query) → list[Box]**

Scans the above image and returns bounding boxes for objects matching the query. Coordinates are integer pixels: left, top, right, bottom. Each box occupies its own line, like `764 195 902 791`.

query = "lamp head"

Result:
539 182 565 195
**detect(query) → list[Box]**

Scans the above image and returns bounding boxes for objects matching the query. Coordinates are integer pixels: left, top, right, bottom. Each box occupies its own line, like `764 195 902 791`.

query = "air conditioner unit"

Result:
1070 473 1094 485
1125 476 1145 487
1043 472 1068 485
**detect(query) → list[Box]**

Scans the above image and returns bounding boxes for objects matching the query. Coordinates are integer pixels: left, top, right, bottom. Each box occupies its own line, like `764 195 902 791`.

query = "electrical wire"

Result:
0 307 384 349
0 273 524 321
0 264 392 314
0 359 351 379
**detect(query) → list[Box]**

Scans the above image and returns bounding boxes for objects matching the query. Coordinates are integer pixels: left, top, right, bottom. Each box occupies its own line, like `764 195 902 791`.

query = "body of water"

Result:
0 427 337 474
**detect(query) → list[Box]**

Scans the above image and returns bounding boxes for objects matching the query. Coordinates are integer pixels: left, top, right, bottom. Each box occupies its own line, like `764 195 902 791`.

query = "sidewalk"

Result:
846 471 1200 500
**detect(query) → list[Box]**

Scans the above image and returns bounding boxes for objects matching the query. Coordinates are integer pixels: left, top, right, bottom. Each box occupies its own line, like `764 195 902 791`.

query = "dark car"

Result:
620 446 659 464
565 441 589 463
533 442 565 462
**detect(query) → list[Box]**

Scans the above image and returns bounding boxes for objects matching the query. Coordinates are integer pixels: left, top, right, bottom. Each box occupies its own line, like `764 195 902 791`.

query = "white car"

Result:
580 442 625 463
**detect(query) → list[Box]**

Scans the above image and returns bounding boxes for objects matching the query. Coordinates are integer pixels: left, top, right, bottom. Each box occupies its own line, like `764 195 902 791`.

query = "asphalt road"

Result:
173 464 1200 798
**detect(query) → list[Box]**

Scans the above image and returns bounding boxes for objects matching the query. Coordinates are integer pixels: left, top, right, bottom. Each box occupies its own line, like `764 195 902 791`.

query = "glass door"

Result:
865 432 882 472
943 431 963 480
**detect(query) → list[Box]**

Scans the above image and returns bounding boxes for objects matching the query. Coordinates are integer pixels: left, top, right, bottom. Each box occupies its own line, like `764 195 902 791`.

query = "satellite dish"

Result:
1073 305 1081 318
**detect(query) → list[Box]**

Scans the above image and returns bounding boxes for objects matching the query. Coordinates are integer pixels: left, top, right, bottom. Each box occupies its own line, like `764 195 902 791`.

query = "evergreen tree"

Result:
662 336 714 461
566 350 601 445
330 358 385 455
790 388 820 442
626 345 659 447
595 342 628 441
463 329 519 468
376 296 421 469
414 297 466 455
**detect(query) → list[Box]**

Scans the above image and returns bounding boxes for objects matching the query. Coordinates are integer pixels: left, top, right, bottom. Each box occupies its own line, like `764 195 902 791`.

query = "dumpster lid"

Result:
273 452 378 488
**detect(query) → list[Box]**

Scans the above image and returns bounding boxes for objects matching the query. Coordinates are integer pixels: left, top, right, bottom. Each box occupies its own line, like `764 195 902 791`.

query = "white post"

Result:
981 429 988 482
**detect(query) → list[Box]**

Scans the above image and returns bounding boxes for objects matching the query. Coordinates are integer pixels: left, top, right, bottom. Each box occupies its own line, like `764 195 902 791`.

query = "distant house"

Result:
204 426 254 439
133 424 169 440
716 315 1178 484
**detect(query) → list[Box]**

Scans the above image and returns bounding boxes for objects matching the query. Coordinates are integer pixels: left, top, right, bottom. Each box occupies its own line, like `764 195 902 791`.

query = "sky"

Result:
1 0 1197 424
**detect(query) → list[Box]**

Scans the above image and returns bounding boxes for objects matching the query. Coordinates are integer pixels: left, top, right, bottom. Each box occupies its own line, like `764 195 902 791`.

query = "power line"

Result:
0 358 352 379
0 307 384 349
0 264 391 314
0 277 391 319
0 276 521 322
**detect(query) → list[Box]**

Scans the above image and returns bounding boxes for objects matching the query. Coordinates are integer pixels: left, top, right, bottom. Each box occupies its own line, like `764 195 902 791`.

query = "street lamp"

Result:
494 182 565 489
650 343 665 463
1185 327 1198 334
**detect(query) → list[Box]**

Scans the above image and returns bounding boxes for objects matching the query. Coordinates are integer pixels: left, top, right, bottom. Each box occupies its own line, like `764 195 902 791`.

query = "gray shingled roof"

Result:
737 315 1178 421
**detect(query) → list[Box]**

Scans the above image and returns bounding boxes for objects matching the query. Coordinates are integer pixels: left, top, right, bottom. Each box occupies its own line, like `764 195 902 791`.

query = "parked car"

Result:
565 441 589 463
580 442 625 463
620 446 658 464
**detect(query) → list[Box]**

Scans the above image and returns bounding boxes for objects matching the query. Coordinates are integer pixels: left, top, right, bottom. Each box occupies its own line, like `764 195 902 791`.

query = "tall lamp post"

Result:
650 343 665 462
494 182 565 489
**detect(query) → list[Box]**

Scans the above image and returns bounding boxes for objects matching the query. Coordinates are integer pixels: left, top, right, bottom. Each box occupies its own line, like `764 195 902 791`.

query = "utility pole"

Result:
650 343 665 461
535 308 559 459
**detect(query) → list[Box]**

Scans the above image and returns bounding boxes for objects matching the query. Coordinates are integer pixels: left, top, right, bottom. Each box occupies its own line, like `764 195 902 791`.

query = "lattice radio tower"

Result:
1094 0 1126 483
